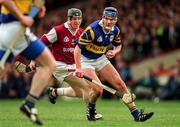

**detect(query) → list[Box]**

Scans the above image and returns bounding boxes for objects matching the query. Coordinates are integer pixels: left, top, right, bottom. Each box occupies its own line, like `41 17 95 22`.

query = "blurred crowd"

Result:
100 54 180 101
0 0 180 100
114 55 180 101
0 68 32 99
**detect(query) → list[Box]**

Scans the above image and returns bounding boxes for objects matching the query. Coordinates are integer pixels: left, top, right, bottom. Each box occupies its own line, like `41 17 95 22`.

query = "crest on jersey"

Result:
97 36 103 42
64 36 69 42
109 35 114 42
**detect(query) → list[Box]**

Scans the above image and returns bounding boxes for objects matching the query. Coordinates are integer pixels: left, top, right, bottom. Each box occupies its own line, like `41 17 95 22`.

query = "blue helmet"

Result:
103 7 118 18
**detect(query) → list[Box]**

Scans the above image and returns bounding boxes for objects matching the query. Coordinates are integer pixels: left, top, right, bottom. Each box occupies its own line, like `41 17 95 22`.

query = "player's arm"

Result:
1 0 34 27
1 0 23 19
74 26 94 77
75 26 95 65
113 45 122 54
106 27 122 58
74 45 83 77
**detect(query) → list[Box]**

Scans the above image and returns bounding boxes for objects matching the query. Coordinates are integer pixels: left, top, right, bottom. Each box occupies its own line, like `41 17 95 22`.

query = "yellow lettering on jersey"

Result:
86 43 107 54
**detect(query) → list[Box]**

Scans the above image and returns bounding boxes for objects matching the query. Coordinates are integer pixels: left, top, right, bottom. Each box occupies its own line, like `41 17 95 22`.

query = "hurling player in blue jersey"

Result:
74 7 154 122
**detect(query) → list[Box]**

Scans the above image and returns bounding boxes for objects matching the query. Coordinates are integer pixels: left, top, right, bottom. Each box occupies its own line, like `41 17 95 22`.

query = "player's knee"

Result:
41 61 56 75
114 79 127 91
42 58 56 73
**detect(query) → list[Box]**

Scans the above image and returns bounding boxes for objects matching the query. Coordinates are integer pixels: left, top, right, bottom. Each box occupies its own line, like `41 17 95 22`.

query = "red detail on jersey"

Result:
14 55 30 65
41 24 83 64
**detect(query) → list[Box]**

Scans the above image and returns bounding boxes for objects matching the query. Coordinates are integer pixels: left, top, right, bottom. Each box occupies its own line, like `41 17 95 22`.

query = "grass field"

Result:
0 98 180 127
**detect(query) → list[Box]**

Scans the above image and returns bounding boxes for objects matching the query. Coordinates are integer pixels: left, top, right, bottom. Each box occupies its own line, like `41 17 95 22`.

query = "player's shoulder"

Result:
89 20 100 29
54 24 65 32
114 25 120 31
113 25 121 34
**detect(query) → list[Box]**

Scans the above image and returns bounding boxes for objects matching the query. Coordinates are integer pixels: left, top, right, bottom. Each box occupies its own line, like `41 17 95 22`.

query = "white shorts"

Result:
81 55 110 72
53 61 76 84
0 21 28 55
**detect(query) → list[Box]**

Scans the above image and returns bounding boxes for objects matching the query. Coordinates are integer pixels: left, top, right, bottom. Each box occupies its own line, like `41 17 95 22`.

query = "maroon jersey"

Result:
40 22 83 64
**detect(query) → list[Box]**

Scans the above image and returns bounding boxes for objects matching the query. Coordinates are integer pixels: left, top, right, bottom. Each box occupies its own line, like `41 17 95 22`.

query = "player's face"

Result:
102 16 117 31
69 16 82 30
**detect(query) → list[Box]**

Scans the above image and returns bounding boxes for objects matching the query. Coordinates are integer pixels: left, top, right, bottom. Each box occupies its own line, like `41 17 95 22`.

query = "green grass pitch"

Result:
0 98 180 127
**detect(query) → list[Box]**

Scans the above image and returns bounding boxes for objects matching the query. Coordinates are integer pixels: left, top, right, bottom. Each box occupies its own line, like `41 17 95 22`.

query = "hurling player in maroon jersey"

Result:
40 8 103 121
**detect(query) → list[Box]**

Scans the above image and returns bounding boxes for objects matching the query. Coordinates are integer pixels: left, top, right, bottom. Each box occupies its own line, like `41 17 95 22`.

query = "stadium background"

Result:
0 1 180 126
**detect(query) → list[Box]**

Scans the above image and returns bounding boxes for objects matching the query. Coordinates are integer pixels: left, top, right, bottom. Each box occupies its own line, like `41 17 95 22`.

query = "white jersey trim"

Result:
44 28 57 43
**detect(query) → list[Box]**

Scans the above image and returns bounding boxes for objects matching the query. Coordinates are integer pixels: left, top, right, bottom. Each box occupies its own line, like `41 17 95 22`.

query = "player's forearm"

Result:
113 45 122 54
2 0 24 21
74 45 82 69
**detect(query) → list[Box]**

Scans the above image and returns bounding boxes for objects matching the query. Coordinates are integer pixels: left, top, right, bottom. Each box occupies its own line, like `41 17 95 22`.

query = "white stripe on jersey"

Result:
44 28 57 43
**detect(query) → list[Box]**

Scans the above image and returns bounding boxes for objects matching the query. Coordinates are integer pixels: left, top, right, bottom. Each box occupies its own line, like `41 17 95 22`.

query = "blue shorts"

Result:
20 39 45 60
0 39 45 63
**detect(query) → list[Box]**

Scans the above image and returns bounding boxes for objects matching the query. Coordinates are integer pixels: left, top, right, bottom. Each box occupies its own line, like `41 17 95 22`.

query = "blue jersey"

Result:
77 20 122 59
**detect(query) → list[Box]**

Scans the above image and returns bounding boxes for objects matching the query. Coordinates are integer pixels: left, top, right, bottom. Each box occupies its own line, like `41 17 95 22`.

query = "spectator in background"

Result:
170 57 180 99
0 73 9 98
175 13 180 46
151 39 162 57
154 62 169 77
159 66 178 100
115 54 134 86
10 70 29 98
134 68 160 100
158 57 180 100
121 39 135 63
